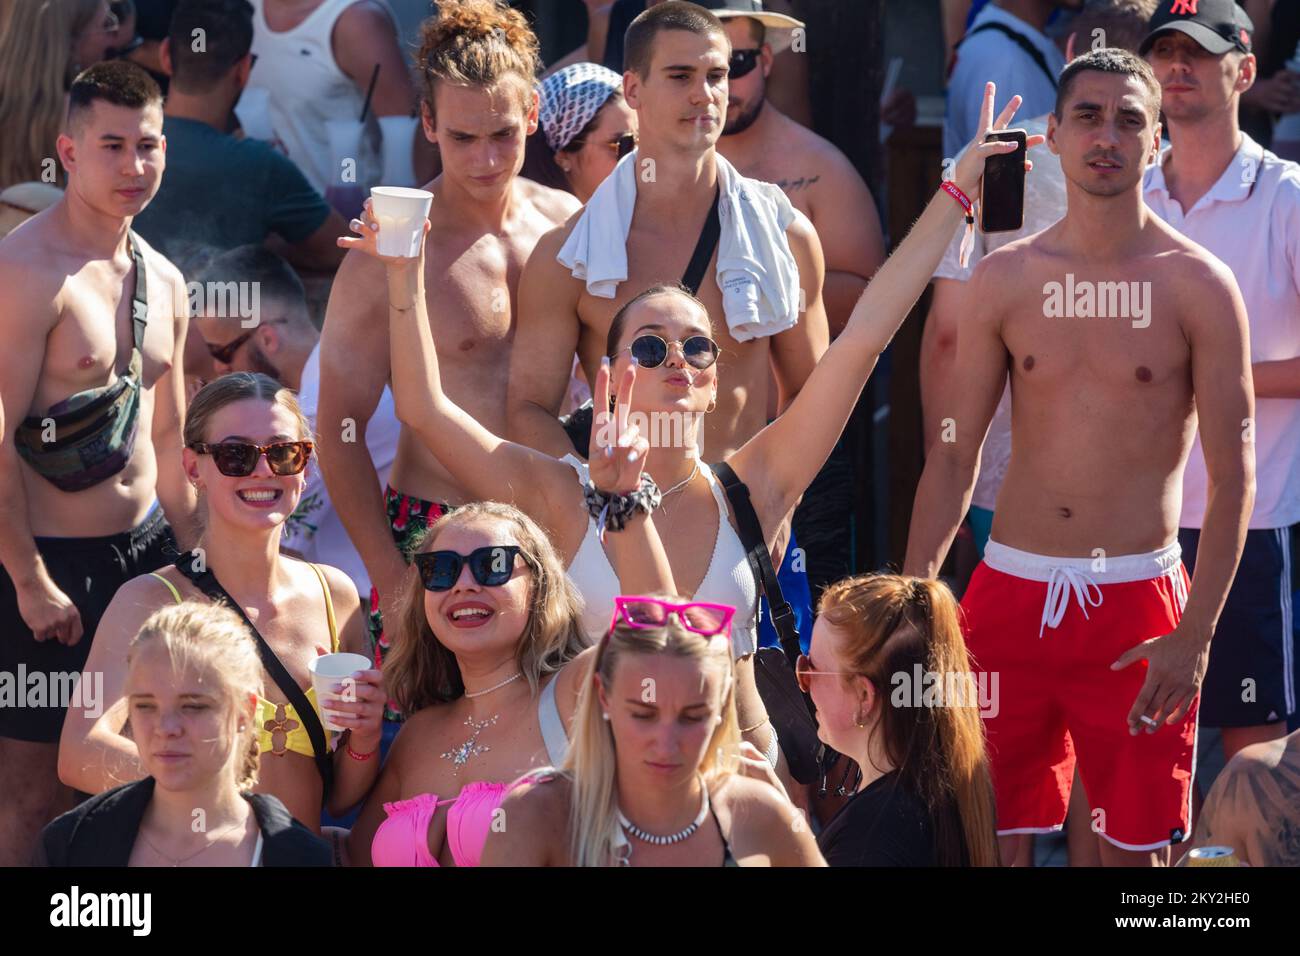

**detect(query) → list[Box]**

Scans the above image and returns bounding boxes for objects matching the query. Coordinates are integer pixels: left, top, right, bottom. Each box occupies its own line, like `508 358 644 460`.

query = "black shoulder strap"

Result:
127 232 148 353
681 186 722 295
173 552 333 795
711 461 801 668
964 21 1058 90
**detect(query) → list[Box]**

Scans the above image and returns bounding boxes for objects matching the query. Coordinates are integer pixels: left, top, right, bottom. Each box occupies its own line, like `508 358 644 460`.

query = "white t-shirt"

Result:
1144 134 1300 530
944 5 1065 161
934 114 1065 511
282 343 401 595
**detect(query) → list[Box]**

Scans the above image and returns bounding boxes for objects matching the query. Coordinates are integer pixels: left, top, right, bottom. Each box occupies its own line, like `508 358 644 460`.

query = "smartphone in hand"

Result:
980 129 1027 233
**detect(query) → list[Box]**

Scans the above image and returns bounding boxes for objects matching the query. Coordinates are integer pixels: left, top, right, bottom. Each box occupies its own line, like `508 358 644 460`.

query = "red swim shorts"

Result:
960 539 1197 851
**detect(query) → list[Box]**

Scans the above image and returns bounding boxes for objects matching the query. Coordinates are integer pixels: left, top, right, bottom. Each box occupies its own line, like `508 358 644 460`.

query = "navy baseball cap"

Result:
1139 0 1254 56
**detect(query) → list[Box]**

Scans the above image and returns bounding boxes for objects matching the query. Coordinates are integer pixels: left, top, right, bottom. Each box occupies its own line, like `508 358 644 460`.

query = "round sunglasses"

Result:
415 546 531 591
621 333 720 371
188 440 313 477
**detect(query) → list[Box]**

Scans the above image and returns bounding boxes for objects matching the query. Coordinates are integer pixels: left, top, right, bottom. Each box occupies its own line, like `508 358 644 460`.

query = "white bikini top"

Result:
560 454 758 660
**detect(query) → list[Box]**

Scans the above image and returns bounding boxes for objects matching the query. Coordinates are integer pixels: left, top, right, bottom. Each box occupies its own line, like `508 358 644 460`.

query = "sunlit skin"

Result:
127 646 253 793
623 28 730 157
1146 32 1254 125
1046 72 1163 199
559 98 637 203
596 651 728 796
57 100 167 221
422 80 539 208
182 400 309 532
420 518 534 665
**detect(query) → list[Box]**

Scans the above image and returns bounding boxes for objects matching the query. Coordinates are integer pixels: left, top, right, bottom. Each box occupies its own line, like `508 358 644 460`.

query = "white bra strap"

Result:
538 676 569 766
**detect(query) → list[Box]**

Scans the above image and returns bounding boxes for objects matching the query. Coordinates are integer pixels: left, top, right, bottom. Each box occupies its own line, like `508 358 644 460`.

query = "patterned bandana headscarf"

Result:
539 62 623 153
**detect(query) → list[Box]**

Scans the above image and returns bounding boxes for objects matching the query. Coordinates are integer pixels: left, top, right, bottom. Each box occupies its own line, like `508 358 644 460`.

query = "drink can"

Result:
1185 846 1240 867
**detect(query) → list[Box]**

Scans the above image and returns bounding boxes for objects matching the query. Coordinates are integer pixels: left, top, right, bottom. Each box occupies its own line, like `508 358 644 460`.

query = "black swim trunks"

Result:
0 504 175 742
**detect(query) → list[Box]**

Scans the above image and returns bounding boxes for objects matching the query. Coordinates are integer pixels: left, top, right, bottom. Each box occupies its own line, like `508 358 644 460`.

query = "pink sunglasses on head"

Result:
608 595 736 640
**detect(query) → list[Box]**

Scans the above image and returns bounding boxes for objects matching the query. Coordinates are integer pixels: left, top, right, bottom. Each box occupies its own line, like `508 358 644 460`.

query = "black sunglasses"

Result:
729 48 762 79
623 333 720 370
189 440 313 477
415 546 530 591
206 330 254 364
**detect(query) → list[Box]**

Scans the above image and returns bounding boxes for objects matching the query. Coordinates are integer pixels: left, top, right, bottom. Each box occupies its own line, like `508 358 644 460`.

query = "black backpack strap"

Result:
173 552 334 796
681 186 722 295
127 232 149 353
711 461 800 669
963 21 1058 89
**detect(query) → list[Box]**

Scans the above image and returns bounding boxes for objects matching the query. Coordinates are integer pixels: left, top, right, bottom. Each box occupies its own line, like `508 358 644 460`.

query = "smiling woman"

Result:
58 373 386 839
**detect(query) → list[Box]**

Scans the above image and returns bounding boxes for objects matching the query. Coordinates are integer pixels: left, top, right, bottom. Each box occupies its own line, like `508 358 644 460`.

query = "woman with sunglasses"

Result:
346 381 671 867
798 574 999 867
482 594 824 866
60 373 386 839
522 62 637 204
344 81 1039 765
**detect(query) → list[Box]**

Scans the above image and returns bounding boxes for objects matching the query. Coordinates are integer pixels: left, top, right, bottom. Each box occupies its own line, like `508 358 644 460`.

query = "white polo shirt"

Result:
1144 133 1300 530
943 5 1065 161
281 342 401 596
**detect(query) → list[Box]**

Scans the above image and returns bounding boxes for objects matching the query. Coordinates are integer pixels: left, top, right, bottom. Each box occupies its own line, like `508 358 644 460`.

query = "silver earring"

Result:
602 712 611 721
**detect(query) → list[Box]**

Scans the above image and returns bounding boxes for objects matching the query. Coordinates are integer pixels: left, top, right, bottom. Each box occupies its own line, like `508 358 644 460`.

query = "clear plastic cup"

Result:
307 652 372 732
370 186 434 258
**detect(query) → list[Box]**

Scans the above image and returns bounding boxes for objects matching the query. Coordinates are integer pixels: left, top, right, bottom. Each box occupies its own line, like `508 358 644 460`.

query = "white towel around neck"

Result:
556 149 802 342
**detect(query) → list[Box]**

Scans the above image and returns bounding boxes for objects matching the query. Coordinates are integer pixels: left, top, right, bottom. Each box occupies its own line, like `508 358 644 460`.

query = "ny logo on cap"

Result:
1170 0 1197 15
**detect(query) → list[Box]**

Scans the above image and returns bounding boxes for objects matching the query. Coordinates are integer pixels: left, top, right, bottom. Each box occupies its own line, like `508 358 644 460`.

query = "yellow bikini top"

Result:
148 563 339 759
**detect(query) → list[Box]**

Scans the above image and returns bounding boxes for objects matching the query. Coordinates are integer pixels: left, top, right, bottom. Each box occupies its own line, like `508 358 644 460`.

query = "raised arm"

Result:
341 209 580 532
507 224 588 458
731 84 1034 537
768 211 828 414
1113 258 1254 735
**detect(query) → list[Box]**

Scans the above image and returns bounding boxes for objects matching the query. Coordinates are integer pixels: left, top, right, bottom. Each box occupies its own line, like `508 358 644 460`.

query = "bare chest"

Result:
39 260 173 412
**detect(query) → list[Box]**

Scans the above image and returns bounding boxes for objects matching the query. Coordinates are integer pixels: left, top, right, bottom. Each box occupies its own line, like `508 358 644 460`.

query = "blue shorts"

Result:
1179 527 1295 728
967 506 994 559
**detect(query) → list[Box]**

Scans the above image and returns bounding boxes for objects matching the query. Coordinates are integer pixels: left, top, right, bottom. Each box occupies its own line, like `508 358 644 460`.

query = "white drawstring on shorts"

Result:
1039 565 1103 637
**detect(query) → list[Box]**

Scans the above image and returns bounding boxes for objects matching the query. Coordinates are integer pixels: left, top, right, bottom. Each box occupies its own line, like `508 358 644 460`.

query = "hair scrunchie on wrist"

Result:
583 475 663 542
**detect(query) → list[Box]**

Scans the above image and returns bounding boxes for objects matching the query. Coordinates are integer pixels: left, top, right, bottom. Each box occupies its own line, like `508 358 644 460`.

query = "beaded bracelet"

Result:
583 474 663 542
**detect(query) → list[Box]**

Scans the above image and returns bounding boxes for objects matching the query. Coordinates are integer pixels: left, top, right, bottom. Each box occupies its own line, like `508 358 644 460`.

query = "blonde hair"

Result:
562 600 740 867
128 601 264 791
416 0 540 128
0 0 102 188
384 501 588 714
818 574 999 867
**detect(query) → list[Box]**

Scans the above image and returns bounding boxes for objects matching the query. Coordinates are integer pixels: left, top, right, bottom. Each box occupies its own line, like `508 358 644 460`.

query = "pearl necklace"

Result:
464 671 522 699
618 782 710 846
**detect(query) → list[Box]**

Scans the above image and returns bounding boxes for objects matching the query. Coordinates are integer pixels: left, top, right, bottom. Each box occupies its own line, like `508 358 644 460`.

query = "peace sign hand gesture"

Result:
587 356 650 496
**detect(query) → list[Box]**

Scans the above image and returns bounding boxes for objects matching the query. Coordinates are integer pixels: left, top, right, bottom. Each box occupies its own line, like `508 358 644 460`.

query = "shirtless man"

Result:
904 49 1255 866
508 1 829 465
1190 729 1300 866
710 1 885 336
316 1 579 704
0 62 195 864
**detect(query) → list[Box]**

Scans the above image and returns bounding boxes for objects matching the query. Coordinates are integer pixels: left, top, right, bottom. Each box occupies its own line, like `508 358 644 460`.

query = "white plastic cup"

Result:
370 186 434 258
234 87 275 141
308 652 372 732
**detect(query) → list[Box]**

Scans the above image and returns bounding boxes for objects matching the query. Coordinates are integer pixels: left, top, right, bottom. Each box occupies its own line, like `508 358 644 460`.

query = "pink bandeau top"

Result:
371 781 512 867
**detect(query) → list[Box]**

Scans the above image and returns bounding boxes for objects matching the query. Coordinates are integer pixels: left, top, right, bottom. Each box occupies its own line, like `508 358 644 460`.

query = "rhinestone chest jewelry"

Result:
441 715 499 774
